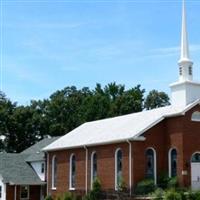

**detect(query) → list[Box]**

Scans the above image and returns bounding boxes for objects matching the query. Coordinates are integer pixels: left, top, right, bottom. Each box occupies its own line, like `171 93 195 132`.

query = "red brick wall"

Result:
6 185 41 200
132 121 167 185
165 115 185 186
182 105 200 187
132 104 200 188
47 143 130 197
88 143 129 190
48 148 86 196
47 104 200 196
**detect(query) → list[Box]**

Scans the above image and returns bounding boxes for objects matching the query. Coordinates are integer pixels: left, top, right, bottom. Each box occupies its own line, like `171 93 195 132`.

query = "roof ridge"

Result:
84 105 173 125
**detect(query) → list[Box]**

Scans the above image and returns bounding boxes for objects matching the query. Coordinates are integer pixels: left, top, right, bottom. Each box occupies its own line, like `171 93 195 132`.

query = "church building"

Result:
44 0 200 197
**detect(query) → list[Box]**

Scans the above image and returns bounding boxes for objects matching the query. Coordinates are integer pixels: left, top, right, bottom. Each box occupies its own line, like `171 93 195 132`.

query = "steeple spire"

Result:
178 0 193 82
170 0 200 106
180 0 190 61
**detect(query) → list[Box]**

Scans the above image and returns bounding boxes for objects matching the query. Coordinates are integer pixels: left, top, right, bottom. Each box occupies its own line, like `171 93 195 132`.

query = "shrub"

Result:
45 195 53 200
83 177 101 200
175 188 187 200
178 191 187 200
56 196 62 200
62 192 74 200
117 177 127 192
193 191 200 200
164 189 181 200
135 179 156 195
167 177 178 189
92 177 101 194
157 173 178 190
83 191 99 200
151 188 164 200
54 192 76 200
158 172 170 189
82 194 90 200
187 190 200 200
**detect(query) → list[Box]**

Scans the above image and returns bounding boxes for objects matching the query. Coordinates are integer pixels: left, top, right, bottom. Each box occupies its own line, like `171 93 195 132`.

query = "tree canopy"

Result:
0 83 170 153
144 89 170 110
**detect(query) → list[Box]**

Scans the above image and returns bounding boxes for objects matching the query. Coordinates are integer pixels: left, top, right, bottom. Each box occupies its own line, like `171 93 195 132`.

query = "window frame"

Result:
69 154 76 190
191 111 200 122
189 66 192 75
168 148 177 178
41 162 45 174
191 152 200 163
91 151 97 189
145 148 157 185
115 148 123 190
51 155 57 190
20 185 29 200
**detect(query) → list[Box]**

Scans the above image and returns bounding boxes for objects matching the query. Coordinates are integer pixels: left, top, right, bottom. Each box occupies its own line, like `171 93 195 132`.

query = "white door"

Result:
191 153 200 190
191 163 200 190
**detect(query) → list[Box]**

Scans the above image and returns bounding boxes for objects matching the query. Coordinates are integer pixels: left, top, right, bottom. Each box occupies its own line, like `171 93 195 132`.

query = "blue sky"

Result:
1 0 200 105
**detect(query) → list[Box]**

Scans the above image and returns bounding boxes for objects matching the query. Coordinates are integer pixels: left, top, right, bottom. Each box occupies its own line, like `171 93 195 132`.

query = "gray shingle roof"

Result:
0 137 59 185
0 153 45 185
21 137 60 162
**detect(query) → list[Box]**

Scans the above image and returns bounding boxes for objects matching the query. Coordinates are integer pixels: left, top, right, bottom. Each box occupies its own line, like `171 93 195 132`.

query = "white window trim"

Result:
51 155 57 190
146 147 157 185
90 151 97 189
69 154 76 190
115 148 122 191
168 148 177 178
20 185 29 200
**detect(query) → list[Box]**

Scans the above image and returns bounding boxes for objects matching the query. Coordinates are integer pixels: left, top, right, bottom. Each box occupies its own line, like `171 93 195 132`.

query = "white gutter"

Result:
14 185 17 200
43 137 145 152
84 146 88 194
127 140 132 196
47 152 49 196
4 183 6 200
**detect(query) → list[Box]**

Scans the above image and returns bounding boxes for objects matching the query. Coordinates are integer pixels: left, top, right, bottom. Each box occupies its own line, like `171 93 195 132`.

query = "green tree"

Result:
144 90 170 110
0 84 169 152
0 92 16 152
5 105 39 152
112 85 145 115
46 86 91 136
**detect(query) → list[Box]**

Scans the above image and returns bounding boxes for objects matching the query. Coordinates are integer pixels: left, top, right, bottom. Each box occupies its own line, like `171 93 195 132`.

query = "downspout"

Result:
127 140 132 196
84 146 88 194
14 185 17 200
47 152 49 196
4 183 6 200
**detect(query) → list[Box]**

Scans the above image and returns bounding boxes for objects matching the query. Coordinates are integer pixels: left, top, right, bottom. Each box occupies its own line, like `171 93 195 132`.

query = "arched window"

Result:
91 152 97 188
69 154 76 189
191 153 200 163
146 148 156 184
168 148 177 177
115 149 122 190
191 111 200 122
52 155 57 189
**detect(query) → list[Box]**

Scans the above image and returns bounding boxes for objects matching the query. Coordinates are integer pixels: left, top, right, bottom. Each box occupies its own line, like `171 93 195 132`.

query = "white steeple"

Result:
180 0 190 61
170 0 200 106
178 0 193 82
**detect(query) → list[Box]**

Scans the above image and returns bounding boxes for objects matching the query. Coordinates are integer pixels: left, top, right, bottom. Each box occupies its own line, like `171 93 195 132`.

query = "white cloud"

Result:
150 44 200 58
6 21 88 29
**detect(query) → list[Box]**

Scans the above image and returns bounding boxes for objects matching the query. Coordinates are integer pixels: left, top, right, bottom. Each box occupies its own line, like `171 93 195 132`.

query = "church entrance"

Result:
191 153 200 190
